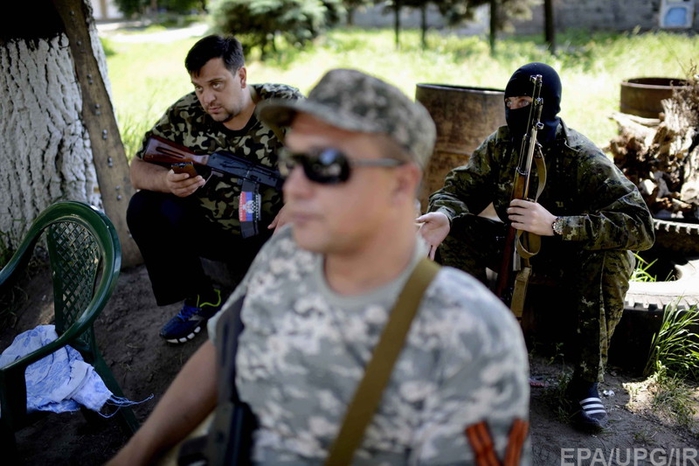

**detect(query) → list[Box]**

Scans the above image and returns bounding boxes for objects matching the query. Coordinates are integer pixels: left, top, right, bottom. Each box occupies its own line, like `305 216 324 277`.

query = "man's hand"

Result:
507 199 557 236
268 204 290 234
130 157 205 196
416 212 451 260
166 170 206 198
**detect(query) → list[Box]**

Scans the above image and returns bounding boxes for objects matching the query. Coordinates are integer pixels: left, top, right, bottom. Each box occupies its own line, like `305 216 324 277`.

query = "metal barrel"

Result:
415 83 506 211
619 77 688 119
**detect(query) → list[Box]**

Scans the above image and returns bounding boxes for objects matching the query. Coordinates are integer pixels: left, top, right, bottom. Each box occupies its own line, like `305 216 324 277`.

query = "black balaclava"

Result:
504 62 562 144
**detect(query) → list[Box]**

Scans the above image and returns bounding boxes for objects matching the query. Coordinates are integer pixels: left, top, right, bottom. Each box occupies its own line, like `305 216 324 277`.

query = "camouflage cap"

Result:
257 68 436 168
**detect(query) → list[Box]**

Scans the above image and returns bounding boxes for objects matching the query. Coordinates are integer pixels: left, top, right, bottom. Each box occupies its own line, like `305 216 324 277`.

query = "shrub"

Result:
209 0 345 60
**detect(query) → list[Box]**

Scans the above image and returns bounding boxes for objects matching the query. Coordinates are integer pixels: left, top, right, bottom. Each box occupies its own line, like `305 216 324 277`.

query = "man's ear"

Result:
393 163 422 203
238 66 247 88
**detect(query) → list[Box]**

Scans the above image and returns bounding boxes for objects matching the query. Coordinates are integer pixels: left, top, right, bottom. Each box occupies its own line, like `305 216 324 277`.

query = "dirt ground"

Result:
2 261 698 466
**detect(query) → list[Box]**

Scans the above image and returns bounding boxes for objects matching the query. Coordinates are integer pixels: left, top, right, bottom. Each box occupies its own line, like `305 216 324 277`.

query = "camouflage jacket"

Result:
209 227 531 465
429 120 655 251
135 83 304 235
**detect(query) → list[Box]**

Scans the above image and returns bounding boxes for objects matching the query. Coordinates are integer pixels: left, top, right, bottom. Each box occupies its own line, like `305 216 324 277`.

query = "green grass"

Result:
645 303 699 380
102 24 699 160
630 253 658 282
650 370 698 429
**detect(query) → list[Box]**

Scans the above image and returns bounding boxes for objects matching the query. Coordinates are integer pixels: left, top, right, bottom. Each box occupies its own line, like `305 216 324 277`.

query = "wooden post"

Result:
52 0 142 268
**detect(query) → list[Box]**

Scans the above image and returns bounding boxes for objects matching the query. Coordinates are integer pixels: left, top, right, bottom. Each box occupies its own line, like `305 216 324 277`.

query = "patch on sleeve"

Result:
239 190 261 222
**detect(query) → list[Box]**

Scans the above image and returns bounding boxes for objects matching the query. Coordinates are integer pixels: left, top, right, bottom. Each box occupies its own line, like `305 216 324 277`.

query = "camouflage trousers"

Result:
438 214 635 382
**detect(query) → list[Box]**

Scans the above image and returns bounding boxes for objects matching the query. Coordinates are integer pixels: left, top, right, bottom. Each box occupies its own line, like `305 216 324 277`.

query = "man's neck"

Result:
223 90 255 131
323 221 418 296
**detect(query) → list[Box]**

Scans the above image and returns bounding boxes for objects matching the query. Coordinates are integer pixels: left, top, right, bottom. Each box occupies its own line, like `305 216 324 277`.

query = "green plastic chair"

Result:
0 200 139 456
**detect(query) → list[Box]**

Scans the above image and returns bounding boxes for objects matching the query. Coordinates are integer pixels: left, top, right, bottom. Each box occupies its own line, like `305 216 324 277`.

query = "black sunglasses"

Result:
279 148 405 185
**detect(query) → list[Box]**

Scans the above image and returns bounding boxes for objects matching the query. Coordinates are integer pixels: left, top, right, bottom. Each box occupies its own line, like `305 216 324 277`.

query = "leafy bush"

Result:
114 0 204 18
209 0 345 59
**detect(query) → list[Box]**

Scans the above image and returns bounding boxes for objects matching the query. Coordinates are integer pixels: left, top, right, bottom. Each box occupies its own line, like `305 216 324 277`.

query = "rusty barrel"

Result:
415 84 506 211
620 77 688 118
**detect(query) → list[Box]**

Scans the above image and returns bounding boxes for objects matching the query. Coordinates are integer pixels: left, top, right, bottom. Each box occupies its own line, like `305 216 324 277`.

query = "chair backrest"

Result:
0 200 121 359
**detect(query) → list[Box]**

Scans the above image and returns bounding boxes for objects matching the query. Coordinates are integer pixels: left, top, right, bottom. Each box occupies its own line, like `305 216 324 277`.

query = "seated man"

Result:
418 62 655 431
126 34 303 344
108 68 531 465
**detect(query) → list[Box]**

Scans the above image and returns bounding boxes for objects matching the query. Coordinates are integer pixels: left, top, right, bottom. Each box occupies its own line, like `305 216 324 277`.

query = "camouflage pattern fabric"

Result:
429 120 655 382
429 121 654 250
135 83 304 235
208 227 531 465
257 68 436 169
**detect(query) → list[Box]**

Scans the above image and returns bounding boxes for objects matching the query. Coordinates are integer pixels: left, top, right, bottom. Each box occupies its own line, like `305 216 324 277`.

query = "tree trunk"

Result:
420 4 427 50
394 1 401 50
544 0 556 54
489 0 497 55
0 0 141 267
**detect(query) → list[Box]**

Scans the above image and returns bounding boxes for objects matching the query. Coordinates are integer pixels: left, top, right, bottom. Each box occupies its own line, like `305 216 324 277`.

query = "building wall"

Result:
89 0 697 33
89 0 123 20
356 0 698 34
514 0 697 34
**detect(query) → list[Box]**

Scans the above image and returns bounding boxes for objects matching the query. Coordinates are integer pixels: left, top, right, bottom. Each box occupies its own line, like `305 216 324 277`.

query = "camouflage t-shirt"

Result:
135 83 304 235
209 227 531 465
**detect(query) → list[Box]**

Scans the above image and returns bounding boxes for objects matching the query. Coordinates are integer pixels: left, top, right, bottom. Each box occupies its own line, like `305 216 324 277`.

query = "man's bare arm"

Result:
106 340 218 466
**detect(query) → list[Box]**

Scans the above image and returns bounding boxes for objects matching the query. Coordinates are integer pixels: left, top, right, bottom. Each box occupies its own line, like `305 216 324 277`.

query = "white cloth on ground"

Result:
0 324 136 415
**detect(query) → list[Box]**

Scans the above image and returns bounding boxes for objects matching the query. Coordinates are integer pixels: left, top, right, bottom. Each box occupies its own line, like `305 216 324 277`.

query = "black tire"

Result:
625 257 699 311
652 218 699 256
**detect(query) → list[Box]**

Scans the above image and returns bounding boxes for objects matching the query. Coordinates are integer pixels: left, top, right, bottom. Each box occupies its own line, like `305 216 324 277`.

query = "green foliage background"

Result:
102 25 698 160
209 0 345 58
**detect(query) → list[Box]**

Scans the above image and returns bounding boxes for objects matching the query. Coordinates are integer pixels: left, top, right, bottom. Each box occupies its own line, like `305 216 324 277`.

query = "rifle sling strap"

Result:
515 146 547 260
324 258 440 466
510 146 546 317
510 265 531 319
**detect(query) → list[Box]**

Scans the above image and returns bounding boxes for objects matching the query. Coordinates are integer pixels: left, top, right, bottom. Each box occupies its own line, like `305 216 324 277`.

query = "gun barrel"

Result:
209 152 283 189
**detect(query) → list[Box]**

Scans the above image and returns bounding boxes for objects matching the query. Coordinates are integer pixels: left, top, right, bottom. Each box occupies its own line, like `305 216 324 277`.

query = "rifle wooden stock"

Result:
143 135 210 166
494 75 546 314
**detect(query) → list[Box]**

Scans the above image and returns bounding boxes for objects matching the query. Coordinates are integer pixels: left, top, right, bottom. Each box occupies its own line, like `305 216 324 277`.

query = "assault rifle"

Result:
494 74 547 318
142 135 284 238
142 135 284 190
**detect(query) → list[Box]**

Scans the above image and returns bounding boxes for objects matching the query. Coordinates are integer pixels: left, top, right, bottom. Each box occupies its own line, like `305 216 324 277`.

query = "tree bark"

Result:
544 0 556 54
53 0 141 267
0 0 141 267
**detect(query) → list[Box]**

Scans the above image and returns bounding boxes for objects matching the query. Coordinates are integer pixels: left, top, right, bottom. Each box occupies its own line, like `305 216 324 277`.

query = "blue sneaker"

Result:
159 289 223 344
569 381 608 432
576 395 608 431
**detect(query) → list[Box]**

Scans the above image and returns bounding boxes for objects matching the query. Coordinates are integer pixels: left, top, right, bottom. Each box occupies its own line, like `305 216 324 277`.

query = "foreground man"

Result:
109 68 530 465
